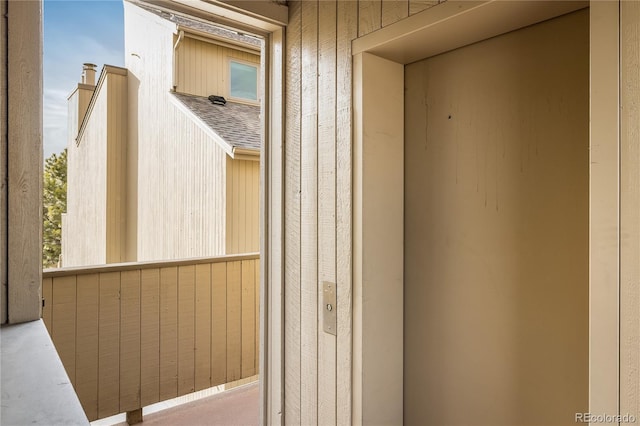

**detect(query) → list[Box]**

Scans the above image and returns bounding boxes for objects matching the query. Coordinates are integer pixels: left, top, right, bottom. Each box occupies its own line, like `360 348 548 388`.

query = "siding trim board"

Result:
6 0 43 323
620 0 640 417
76 66 128 146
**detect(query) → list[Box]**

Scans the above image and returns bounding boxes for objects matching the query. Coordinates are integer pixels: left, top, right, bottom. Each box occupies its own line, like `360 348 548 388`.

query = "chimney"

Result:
81 63 97 86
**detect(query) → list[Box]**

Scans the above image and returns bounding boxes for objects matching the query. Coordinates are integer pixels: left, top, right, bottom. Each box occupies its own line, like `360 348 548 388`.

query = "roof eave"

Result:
176 25 261 54
169 93 236 157
232 147 260 161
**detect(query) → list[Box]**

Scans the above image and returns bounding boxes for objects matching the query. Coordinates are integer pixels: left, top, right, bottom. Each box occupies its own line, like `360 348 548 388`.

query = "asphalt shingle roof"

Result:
172 92 261 152
132 1 262 48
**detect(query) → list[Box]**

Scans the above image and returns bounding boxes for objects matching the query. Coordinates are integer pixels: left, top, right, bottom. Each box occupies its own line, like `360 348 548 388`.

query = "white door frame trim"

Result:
156 1 288 423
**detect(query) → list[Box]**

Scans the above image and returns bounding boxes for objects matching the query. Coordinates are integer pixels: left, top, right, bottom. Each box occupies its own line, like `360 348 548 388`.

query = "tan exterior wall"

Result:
282 1 440 424
67 85 93 138
1 0 42 324
279 1 640 425
403 10 588 425
621 0 640 419
176 36 259 99
1 0 7 324
225 158 260 254
63 80 109 266
63 71 128 267
105 73 128 263
125 3 227 261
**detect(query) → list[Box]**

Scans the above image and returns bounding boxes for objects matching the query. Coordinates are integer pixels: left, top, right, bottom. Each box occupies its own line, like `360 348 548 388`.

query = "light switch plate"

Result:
323 281 337 336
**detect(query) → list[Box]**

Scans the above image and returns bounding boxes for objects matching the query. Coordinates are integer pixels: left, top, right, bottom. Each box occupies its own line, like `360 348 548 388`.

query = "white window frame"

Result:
228 57 260 105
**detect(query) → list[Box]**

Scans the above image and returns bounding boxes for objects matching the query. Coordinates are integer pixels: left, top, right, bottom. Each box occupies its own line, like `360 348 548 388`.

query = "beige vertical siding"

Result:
300 1 319 424
125 3 227 261
63 72 128 267
1 0 7 324
176 36 260 99
621 0 640 419
282 1 443 424
225 158 260 254
67 86 94 138
4 0 42 323
42 255 260 421
63 80 109 266
106 74 128 263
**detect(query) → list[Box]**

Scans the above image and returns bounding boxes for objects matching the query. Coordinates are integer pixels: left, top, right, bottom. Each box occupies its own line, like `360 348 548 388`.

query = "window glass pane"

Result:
230 61 258 101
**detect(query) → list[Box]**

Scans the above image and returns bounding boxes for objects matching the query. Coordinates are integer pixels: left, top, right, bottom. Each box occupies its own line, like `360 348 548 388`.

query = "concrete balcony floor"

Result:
116 382 259 426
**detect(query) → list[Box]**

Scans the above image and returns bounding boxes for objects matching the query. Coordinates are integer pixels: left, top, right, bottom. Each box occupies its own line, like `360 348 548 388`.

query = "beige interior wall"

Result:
589 1 620 417
352 52 404 426
404 10 589 425
620 0 640 418
176 36 259 99
225 158 260 254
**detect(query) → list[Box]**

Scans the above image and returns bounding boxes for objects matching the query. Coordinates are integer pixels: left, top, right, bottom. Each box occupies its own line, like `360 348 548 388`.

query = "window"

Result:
229 60 258 102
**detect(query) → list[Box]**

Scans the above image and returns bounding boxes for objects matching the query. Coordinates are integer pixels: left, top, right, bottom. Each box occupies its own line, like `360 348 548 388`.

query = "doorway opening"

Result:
403 9 589 424
39 1 286 424
353 2 598 425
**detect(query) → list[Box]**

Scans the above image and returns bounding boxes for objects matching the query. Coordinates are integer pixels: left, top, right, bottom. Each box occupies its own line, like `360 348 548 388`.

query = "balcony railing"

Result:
42 253 260 422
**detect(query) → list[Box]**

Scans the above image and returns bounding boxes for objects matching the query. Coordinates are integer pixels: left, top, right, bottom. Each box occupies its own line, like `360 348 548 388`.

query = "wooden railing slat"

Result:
194 264 212 392
75 274 99 421
178 265 196 396
120 270 141 412
226 261 242 382
211 262 227 386
97 272 121 419
52 276 77 384
159 267 179 401
42 277 52 333
255 259 260 374
242 260 256 377
140 269 160 407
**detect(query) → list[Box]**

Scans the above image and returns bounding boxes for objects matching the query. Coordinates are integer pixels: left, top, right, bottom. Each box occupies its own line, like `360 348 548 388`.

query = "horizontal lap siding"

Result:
282 1 442 424
41 256 259 421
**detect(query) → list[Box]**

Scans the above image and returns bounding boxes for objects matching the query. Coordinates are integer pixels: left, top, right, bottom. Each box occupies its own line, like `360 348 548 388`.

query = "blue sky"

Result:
44 0 125 157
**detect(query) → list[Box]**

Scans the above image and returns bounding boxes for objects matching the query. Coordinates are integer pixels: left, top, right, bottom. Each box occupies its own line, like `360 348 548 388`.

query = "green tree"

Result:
43 149 67 268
